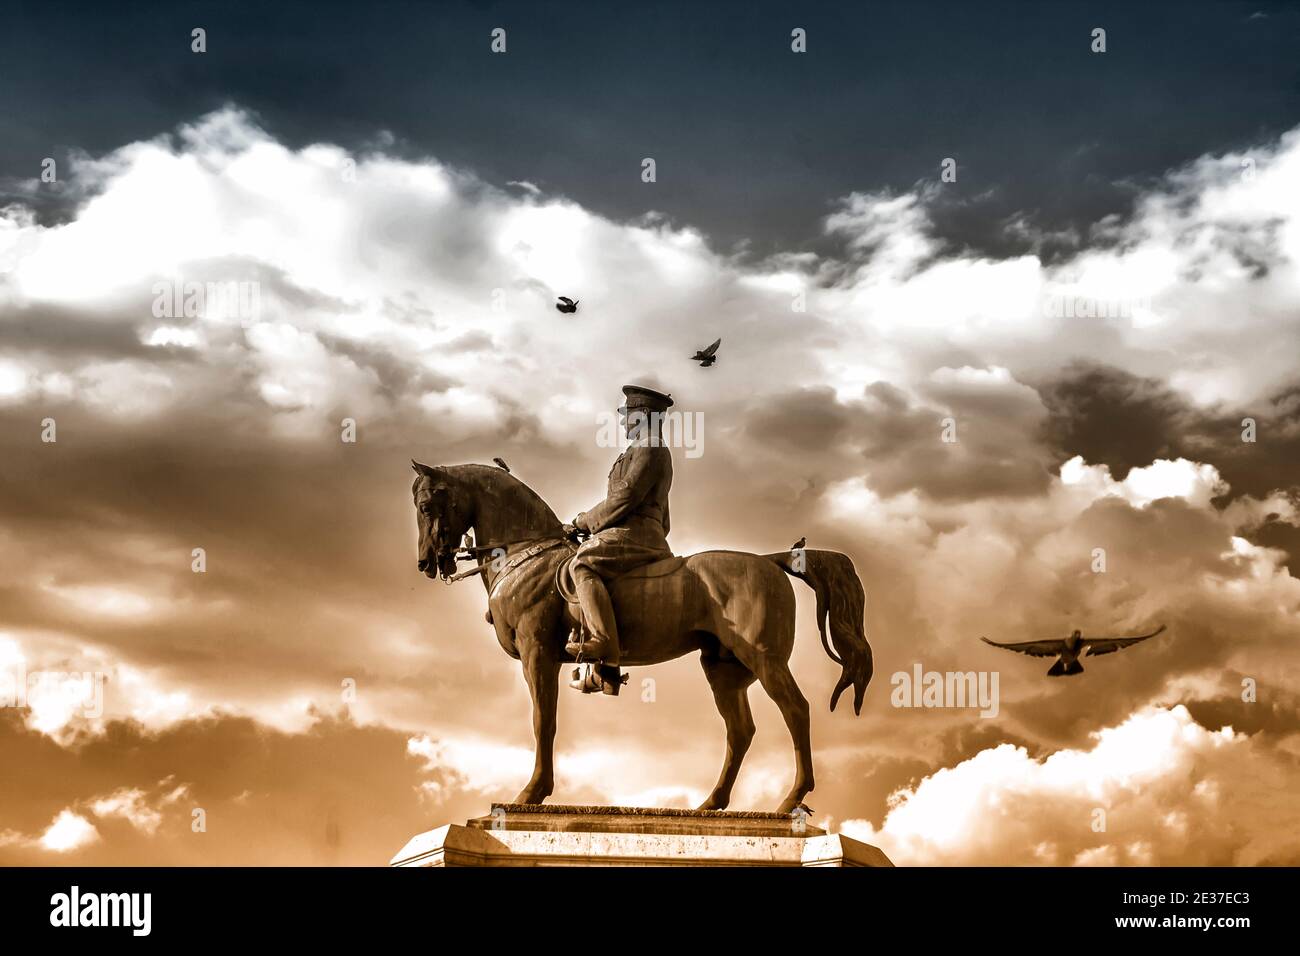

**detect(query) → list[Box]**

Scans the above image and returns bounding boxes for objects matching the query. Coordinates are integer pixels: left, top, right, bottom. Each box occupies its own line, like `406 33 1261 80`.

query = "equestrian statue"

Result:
411 385 874 814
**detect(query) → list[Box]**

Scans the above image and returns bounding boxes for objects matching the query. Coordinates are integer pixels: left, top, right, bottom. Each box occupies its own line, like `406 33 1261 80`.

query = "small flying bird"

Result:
556 296 579 314
492 457 511 473
691 337 721 367
791 536 806 551
981 625 1167 677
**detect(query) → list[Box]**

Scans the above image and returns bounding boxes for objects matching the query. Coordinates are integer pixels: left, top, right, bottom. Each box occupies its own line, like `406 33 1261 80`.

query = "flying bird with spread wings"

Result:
691 337 721 367
981 625 1167 677
555 296 579 314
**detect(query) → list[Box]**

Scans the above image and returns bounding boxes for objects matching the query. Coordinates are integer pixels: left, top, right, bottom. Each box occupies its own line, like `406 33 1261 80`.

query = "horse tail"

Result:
764 549 874 715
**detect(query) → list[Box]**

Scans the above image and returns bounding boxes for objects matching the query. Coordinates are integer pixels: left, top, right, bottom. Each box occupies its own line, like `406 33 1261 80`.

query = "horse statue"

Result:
411 460 874 815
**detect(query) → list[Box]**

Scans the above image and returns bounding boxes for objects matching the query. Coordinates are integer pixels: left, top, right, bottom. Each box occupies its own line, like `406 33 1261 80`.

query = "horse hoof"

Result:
512 789 551 805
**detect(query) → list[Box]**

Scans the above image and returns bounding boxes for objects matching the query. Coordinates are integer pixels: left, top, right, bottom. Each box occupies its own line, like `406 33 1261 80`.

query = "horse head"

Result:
411 460 474 580
410 460 565 580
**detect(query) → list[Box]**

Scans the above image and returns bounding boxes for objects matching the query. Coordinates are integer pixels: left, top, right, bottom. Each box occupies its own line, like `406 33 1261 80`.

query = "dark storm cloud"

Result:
742 378 1053 502
4 0 1300 257
1185 682 1300 738
316 331 460 401
743 385 850 453
1040 363 1193 473
1040 363 1300 564
0 302 159 360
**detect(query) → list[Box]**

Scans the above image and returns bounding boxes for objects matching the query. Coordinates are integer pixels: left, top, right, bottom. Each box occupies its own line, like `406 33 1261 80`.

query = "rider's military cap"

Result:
620 384 674 413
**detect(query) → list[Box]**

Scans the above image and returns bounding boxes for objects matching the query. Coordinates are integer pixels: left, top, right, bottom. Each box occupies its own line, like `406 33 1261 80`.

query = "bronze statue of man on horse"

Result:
411 384 873 815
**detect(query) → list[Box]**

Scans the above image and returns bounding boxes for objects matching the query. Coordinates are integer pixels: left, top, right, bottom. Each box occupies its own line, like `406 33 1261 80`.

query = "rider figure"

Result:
563 385 675 694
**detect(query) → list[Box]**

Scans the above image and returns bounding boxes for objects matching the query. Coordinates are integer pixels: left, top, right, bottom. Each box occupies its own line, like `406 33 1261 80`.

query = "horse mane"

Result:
427 462 565 535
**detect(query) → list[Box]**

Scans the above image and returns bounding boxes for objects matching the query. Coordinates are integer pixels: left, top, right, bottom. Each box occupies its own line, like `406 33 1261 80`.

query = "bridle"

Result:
416 473 583 587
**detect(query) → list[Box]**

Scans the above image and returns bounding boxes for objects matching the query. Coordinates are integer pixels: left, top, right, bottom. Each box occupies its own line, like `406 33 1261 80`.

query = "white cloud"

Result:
0 357 29 400
38 809 100 852
90 788 164 835
1059 455 1230 509
2 106 1298 442
843 706 1300 865
144 325 204 348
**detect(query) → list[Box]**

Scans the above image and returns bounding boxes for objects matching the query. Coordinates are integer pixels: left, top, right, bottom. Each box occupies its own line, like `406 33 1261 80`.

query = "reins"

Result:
439 540 525 584
440 535 575 587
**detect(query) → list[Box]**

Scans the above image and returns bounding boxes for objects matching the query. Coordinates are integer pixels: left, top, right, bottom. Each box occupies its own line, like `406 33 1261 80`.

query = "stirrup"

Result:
568 664 628 696
569 664 604 694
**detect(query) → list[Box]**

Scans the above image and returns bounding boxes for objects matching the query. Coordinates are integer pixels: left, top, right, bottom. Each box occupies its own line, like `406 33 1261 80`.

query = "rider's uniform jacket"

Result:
572 440 673 575
577 442 672 535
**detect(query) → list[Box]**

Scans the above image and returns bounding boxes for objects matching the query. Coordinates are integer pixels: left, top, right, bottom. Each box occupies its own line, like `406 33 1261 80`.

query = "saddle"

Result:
555 554 686 605
556 553 686 696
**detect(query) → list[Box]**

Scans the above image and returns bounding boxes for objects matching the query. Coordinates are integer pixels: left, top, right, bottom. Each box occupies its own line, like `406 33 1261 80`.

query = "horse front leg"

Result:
512 634 560 805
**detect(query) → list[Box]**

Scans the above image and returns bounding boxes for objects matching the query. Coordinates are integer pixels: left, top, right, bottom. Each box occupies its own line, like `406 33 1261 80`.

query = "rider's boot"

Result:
566 572 623 695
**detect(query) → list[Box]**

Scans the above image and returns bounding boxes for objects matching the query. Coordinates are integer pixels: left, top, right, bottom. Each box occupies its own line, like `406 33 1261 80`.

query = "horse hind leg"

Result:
721 578 814 815
696 648 757 811
754 656 814 815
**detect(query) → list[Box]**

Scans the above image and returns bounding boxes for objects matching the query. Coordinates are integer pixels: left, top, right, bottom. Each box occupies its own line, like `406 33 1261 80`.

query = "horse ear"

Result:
411 459 435 476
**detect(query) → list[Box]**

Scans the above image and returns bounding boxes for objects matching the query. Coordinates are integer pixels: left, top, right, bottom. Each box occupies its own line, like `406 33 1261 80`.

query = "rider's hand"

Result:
562 522 580 540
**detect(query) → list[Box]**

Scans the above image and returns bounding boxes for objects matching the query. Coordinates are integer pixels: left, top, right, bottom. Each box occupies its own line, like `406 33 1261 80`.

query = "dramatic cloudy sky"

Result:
1 0 1298 865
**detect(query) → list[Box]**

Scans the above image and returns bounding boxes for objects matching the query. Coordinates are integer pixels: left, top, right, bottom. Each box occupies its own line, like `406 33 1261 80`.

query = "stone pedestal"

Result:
389 804 893 867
